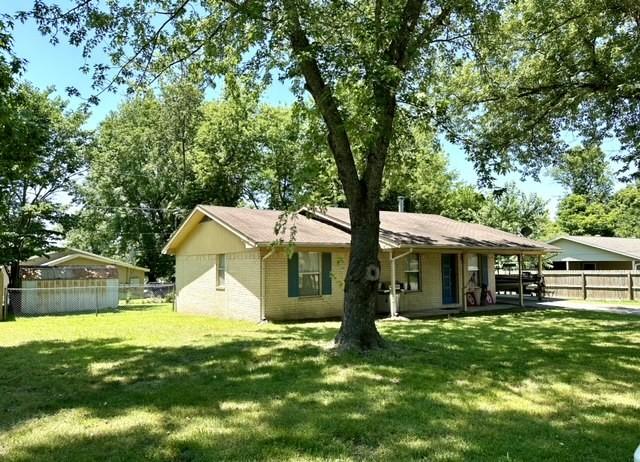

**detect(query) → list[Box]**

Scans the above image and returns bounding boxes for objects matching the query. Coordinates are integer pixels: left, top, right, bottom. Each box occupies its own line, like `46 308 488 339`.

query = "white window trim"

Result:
299 252 322 297
404 254 421 292
217 254 226 290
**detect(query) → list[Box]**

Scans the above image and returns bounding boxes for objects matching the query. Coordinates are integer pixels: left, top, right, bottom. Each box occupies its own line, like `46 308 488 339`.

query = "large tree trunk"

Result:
334 200 385 351
8 260 21 315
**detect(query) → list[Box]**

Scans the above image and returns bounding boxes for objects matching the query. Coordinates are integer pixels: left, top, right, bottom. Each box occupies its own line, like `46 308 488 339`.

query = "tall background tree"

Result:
69 77 336 280
22 0 638 349
69 79 205 281
551 145 613 201
0 84 89 287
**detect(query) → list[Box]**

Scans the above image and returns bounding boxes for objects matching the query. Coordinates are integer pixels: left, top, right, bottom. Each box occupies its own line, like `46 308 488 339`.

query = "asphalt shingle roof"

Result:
196 206 553 252
313 207 553 251
199 206 352 246
551 236 640 260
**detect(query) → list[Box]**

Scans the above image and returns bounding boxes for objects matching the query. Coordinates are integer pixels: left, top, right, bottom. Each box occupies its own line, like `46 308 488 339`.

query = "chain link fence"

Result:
4 283 175 317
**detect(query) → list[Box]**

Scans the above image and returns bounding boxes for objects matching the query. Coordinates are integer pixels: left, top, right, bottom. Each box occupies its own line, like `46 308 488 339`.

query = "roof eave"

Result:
45 251 150 272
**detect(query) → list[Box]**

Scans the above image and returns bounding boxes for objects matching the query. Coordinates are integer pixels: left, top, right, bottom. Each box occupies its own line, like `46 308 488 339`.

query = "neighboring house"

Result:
163 205 554 321
23 247 149 285
548 236 640 271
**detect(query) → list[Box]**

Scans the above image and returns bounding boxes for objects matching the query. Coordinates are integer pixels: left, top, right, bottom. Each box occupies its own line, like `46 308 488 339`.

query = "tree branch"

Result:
363 0 427 202
283 0 361 204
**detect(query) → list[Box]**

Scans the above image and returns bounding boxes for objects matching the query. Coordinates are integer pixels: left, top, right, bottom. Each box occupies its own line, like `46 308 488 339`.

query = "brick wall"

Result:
175 251 261 320
263 247 349 320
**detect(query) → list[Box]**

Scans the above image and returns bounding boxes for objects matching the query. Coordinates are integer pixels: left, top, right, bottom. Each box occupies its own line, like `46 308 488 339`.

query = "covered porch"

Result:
378 247 551 319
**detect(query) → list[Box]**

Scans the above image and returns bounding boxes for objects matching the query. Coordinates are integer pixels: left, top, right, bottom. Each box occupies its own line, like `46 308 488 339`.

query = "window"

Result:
217 254 226 289
299 252 321 296
468 254 480 289
288 252 332 298
583 263 596 271
404 254 421 291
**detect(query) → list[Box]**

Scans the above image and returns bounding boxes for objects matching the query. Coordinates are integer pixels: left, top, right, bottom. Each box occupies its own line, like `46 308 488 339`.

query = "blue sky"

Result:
4 6 625 216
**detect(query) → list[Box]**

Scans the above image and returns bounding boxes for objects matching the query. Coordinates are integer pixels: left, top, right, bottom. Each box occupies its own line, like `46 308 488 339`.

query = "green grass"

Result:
1 304 639 461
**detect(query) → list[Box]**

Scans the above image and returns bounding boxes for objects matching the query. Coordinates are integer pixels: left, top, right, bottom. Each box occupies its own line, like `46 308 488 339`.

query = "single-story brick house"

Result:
23 247 149 285
162 205 554 321
548 236 640 271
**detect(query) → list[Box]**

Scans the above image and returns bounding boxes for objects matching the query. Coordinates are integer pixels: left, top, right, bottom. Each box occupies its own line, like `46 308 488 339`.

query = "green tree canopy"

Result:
611 184 640 238
551 145 613 201
69 80 206 280
556 194 616 237
446 0 640 182
0 84 90 286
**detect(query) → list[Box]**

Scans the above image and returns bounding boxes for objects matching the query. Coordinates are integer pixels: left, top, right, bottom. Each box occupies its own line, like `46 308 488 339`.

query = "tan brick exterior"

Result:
175 250 261 320
263 247 349 321
174 219 261 320
379 251 464 313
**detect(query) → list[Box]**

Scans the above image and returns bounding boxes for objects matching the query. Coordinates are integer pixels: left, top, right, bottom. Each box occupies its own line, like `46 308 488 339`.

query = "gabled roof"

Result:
23 248 149 272
162 205 353 254
305 207 557 253
548 236 640 260
164 204 556 255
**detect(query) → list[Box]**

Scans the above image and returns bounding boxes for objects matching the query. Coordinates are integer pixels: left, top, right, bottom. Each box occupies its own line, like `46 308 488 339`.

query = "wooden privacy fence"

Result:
543 270 640 301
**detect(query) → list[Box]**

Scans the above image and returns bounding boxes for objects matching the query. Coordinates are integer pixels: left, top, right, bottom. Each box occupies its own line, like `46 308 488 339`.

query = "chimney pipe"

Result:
398 196 405 213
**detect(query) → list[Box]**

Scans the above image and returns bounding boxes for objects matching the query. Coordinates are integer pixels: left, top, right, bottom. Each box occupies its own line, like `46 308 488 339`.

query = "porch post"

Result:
461 253 467 313
518 254 524 308
389 252 397 317
537 255 544 301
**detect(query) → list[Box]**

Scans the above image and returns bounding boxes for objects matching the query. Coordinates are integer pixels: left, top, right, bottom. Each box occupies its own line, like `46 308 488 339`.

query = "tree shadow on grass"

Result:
1 310 639 461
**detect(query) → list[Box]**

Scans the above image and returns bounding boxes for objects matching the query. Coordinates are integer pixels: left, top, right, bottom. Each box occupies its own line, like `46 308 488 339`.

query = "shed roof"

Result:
20 265 119 281
23 248 149 272
548 236 640 260
305 207 556 253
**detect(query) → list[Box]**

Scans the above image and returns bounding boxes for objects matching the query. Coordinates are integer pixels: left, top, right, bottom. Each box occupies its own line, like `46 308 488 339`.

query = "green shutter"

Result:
322 252 332 295
481 255 489 287
288 252 299 297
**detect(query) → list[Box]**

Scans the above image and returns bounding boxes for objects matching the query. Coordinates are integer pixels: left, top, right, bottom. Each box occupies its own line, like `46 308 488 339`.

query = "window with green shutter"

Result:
288 251 333 297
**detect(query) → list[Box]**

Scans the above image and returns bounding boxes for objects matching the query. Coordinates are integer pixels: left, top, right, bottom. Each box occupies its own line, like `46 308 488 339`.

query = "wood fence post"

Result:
629 272 633 301
582 272 587 300
518 254 524 308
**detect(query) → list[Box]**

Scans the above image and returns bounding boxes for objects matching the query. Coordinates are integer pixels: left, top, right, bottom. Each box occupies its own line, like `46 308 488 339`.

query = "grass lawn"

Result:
1 304 639 461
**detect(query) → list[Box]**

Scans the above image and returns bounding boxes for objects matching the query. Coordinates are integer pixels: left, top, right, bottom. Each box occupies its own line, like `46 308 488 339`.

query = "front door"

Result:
442 254 458 304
